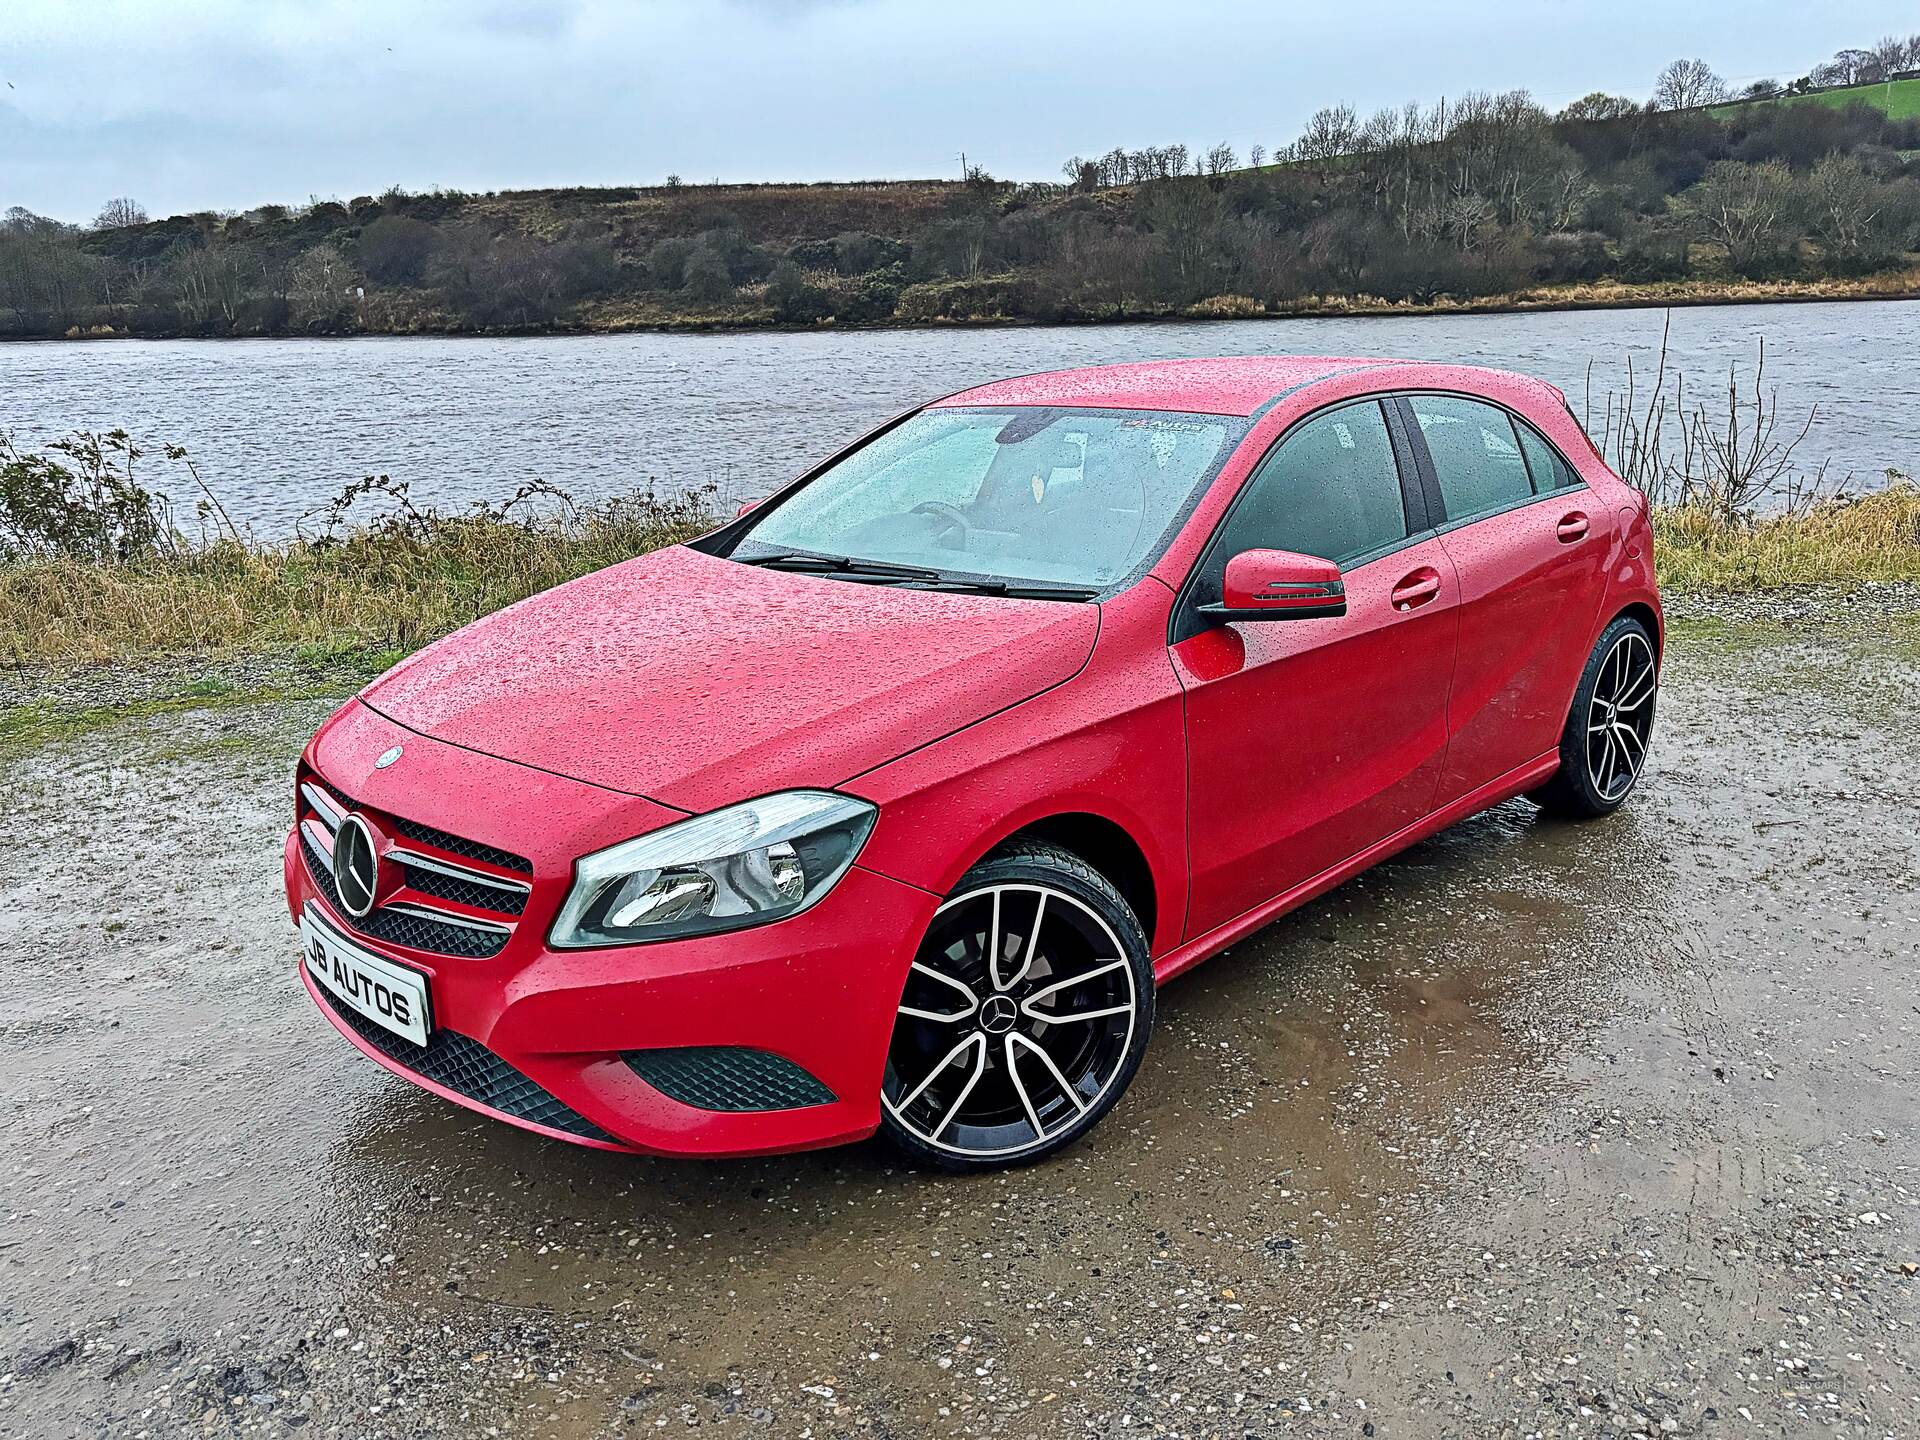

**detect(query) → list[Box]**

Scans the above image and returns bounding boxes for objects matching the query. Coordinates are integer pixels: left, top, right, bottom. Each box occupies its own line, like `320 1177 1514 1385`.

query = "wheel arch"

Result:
1612 600 1664 660
978 811 1161 956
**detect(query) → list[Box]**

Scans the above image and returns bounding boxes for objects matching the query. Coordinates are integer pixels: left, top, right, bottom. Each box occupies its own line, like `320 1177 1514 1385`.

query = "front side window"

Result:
1190 400 1409 608
733 406 1244 591
1407 394 1534 519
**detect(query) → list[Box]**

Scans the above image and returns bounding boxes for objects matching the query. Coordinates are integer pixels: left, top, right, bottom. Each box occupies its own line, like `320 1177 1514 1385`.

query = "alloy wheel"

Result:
1585 630 1657 801
883 883 1139 1161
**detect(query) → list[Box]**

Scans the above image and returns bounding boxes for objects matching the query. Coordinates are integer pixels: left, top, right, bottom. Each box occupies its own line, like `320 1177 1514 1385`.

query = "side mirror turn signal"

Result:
1197 548 1346 622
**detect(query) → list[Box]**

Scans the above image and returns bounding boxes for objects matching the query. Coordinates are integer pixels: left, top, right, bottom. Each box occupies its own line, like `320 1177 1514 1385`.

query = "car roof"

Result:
930 355 1543 418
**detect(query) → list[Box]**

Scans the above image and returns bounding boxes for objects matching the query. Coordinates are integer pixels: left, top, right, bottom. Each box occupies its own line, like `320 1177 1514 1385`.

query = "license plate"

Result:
302 905 432 1047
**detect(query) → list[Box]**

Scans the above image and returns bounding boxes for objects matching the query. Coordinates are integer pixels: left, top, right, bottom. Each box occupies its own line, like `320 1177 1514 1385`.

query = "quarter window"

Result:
1407 395 1533 519
1193 401 1408 605
1512 419 1580 493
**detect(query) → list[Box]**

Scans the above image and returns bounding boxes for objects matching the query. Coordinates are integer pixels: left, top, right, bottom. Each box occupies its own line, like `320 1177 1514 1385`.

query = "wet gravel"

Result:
1 591 1916 1438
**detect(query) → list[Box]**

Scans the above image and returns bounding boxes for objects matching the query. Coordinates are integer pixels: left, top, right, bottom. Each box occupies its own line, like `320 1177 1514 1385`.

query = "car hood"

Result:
361 545 1100 814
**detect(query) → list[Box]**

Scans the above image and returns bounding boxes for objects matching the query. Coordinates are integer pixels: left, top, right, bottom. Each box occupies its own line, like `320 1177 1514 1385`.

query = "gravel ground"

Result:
0 589 1916 1438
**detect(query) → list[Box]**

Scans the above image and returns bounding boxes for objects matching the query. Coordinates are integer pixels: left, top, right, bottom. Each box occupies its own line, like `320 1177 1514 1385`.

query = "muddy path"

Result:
2 599 1916 1438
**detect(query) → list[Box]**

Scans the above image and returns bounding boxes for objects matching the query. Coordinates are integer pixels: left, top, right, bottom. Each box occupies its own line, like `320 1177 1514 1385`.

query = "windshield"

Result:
730 406 1246 592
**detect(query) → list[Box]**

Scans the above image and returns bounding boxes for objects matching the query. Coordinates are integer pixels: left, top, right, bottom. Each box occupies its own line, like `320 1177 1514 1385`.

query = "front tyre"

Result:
1529 615 1659 819
879 842 1154 1172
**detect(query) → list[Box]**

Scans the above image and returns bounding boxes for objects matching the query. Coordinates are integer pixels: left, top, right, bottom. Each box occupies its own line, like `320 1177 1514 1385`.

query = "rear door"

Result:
1396 392 1611 805
1171 398 1460 939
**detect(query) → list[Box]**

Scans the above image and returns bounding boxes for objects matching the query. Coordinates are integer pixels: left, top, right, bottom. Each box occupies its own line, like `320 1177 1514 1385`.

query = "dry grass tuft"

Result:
1653 481 1920 590
1 497 713 667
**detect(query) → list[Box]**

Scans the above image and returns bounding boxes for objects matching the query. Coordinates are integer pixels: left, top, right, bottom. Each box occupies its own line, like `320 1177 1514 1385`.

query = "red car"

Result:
288 356 1660 1170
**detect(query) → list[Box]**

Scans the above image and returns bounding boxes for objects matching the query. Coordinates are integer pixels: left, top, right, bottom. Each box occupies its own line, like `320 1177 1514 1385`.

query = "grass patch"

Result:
1 491 714 667
2 429 1916 672
1654 484 1920 590
1710 77 1920 124
0 680 343 751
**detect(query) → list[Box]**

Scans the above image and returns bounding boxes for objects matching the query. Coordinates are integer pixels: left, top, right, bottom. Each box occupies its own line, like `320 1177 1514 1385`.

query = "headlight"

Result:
549 790 877 947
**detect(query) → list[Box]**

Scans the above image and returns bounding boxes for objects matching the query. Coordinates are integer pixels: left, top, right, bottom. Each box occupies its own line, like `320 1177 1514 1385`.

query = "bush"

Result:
0 431 173 561
357 215 437 285
680 245 735 302
765 261 833 323
1614 226 1691 281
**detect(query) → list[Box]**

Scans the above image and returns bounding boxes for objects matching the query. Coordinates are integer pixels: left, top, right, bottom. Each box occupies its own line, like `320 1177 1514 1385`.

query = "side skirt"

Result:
1153 750 1561 986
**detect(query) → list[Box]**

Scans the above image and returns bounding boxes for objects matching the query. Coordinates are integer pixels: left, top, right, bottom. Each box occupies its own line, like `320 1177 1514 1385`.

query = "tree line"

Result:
4 36 1919 339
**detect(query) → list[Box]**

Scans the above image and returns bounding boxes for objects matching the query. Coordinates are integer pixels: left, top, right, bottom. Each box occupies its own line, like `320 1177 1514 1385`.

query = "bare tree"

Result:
1803 153 1889 261
1865 36 1909 81
1812 49 1873 87
1203 142 1237 178
1560 93 1638 122
1652 58 1728 110
287 243 361 330
93 197 148 230
1247 143 1266 168
1294 104 1360 163
1672 159 1799 269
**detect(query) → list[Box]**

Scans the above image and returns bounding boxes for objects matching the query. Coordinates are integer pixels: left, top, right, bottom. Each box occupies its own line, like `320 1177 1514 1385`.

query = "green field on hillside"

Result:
1712 76 1920 122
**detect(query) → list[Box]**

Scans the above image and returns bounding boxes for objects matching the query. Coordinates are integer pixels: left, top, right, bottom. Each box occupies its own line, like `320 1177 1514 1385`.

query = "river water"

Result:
3 300 1914 533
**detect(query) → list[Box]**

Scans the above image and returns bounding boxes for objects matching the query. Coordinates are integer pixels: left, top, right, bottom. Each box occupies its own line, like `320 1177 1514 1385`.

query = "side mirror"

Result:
1198 548 1346 622
734 497 763 518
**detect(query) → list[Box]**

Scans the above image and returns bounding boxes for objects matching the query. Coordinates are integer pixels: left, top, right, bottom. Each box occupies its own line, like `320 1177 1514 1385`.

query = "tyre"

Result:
878 841 1154 1172
1529 615 1659 819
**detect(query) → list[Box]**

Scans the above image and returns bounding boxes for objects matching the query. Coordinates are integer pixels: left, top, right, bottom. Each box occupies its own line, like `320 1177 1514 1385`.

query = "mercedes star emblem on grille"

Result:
333 813 381 918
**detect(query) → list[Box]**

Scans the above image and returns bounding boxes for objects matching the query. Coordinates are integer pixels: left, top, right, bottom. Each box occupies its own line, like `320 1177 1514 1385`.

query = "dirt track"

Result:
2 594 1917 1438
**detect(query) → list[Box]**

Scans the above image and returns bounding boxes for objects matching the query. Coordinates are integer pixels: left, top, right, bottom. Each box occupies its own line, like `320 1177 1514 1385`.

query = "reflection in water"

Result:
5 300 1915 533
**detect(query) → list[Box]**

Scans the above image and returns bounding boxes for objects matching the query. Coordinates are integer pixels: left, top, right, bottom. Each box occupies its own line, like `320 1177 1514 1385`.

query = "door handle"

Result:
1556 511 1590 543
1390 567 1442 611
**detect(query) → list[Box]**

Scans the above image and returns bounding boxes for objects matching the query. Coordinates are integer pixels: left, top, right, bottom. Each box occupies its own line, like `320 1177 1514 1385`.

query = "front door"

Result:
1171 399 1460 940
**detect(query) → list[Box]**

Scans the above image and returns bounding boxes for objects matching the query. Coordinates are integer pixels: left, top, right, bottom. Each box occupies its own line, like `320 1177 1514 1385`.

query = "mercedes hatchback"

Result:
288 356 1661 1170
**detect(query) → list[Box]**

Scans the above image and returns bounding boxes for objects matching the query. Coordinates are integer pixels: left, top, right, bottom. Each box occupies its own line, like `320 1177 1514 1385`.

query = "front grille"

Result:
315 985 612 1143
399 860 530 916
297 766 525 960
301 828 509 958
390 815 533 874
624 1047 836 1112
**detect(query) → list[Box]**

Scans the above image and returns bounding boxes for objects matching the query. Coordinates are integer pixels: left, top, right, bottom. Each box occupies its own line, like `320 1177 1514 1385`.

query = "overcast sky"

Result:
4 0 1915 223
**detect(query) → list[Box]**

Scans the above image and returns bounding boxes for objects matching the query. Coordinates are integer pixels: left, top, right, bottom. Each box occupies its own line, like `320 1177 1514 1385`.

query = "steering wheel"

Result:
910 500 973 544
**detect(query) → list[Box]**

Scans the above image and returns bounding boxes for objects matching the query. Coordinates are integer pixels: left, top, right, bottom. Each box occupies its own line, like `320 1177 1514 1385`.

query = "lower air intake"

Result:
624 1046 836 1112
316 988 613 1143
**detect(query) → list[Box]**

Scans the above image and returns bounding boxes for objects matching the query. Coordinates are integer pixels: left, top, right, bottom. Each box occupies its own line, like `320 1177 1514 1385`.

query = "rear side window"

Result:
1513 419 1581 493
1407 395 1533 520
1194 400 1407 603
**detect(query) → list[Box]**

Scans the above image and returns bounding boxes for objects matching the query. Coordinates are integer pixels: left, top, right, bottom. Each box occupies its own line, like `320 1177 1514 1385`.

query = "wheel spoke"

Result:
1008 1031 1087 1115
1004 1035 1047 1140
929 1035 989 1139
896 1032 981 1113
1613 721 1645 766
1026 1001 1135 1024
898 961 978 1024
985 889 1005 990
999 891 1045 993
1020 958 1128 1022
1616 666 1655 709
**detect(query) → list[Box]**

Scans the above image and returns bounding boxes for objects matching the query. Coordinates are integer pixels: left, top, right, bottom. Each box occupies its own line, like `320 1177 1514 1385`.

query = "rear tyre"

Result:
878 842 1154 1172
1529 615 1659 819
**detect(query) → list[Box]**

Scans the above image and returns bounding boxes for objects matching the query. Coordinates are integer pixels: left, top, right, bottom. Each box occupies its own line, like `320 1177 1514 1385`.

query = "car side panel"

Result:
1171 536 1460 937
840 579 1191 958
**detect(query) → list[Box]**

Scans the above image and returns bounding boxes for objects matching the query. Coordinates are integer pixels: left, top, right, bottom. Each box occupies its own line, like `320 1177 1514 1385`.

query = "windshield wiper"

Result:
740 551 944 582
914 577 1100 602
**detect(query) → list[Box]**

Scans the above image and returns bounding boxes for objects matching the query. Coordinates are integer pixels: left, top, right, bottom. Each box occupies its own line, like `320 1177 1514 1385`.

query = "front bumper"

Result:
286 705 939 1158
